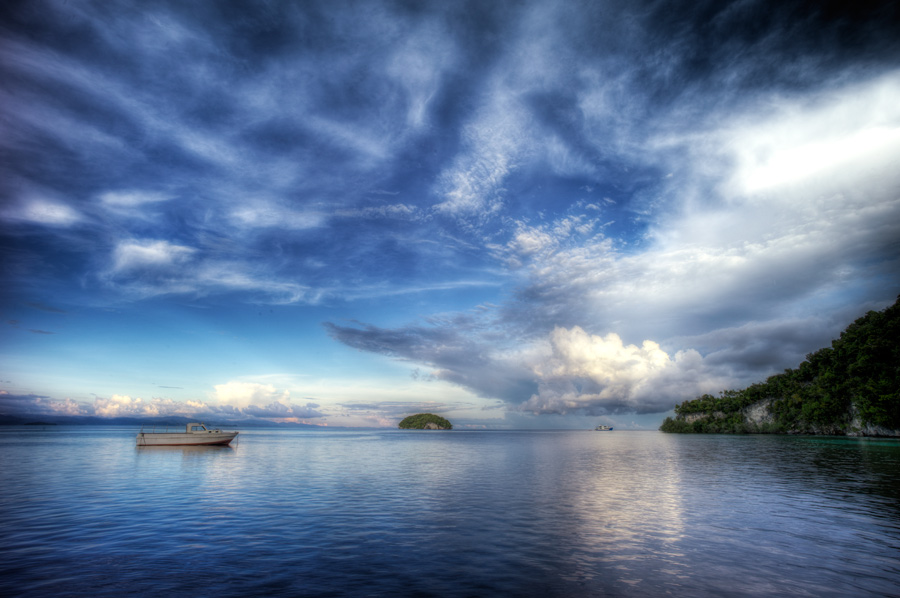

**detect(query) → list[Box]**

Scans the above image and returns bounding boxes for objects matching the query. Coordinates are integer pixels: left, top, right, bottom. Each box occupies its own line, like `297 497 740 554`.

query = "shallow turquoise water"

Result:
1 427 898 597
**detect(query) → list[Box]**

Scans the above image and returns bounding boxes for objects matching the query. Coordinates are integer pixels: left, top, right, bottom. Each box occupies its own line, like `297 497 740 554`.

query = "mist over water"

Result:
1 427 898 597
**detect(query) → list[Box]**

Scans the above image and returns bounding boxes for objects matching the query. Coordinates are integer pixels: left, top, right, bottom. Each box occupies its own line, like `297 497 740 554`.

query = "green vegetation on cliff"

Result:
661 297 900 435
398 413 453 430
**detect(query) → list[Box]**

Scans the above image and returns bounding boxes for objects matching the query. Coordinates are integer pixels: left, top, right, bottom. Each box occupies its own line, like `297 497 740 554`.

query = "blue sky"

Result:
2 0 899 428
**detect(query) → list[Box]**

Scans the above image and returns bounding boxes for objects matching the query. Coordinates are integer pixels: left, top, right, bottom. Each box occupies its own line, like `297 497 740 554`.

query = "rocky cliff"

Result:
668 398 900 436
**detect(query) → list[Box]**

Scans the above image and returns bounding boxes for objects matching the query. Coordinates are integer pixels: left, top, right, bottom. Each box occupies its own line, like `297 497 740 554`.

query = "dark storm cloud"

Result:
325 320 539 403
0 392 52 409
632 0 900 90
0 391 81 417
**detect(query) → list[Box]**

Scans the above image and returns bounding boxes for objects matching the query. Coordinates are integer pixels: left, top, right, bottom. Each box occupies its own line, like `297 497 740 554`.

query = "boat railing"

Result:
137 424 186 434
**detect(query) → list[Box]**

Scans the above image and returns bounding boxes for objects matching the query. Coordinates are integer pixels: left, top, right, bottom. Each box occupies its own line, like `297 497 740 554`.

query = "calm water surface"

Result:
1 427 899 597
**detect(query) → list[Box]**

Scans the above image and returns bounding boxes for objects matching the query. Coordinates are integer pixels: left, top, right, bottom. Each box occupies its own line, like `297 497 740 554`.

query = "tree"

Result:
398 413 453 430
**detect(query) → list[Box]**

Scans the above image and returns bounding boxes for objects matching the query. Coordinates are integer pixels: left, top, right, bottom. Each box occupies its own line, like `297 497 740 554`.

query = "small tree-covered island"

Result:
398 413 453 430
661 297 900 436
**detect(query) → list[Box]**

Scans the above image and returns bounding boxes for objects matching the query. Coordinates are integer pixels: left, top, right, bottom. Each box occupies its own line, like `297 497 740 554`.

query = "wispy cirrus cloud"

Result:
1 196 84 227
111 239 196 273
433 90 527 219
99 190 174 208
432 2 590 223
229 203 326 230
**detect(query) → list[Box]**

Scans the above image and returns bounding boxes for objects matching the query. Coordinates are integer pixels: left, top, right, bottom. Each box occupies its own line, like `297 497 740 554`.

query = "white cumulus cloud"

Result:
213 381 291 409
521 326 730 414
91 394 201 418
212 381 325 420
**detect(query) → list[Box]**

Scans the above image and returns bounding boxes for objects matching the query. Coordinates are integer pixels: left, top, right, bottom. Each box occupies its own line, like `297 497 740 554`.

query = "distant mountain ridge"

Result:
661 297 900 436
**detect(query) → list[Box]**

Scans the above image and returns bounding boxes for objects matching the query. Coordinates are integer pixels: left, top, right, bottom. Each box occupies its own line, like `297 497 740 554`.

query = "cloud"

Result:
0 392 87 417
26 302 66 313
88 392 316 420
229 203 325 230
242 401 325 420
324 320 540 404
492 67 900 344
213 381 290 409
496 213 606 271
325 319 731 416
522 327 730 415
681 314 860 374
183 3 900 416
99 190 174 208
386 20 458 129
104 239 319 304
97 190 176 222
94 394 163 418
714 73 900 195
334 204 421 221
433 95 524 219
2 197 83 227
325 116 900 412
511 227 557 257
194 264 317 305
0 387 325 422
432 3 570 221
212 381 325 419
3 0 900 427
112 239 196 272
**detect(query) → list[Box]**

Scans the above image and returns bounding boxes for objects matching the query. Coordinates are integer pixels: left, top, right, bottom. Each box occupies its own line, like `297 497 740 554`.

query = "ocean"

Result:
1 427 898 597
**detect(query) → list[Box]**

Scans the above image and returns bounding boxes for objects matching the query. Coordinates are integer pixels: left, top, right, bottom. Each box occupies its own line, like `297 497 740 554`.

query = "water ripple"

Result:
1 428 899 596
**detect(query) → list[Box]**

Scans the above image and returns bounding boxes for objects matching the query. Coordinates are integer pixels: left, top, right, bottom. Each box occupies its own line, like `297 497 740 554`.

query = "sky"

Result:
1 0 899 429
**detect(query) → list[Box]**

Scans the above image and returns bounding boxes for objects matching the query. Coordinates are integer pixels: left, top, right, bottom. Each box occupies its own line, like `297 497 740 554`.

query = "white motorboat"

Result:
136 422 238 446
594 424 613 431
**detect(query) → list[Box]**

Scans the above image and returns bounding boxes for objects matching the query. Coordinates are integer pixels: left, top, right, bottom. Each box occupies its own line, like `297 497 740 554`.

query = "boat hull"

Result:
136 432 238 446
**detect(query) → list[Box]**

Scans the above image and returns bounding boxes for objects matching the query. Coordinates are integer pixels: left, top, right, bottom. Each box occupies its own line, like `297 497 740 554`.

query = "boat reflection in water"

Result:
135 422 238 447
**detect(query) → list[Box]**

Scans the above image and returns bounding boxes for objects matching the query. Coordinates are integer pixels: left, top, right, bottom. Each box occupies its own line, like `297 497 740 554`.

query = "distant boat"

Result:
136 422 238 446
594 425 613 431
